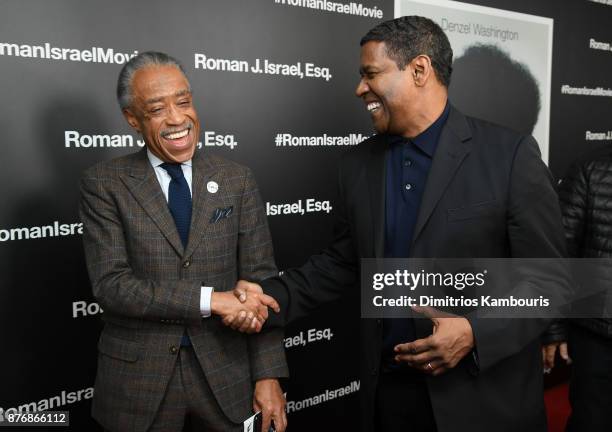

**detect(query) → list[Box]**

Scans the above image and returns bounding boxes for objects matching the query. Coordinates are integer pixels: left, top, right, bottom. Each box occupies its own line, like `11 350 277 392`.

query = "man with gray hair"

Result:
80 51 288 432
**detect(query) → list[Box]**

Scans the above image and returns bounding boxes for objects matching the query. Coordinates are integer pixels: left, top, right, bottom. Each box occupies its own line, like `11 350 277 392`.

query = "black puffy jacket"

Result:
558 153 612 338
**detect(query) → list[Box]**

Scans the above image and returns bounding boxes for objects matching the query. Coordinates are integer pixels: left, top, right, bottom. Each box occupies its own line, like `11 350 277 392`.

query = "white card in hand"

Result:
243 411 260 432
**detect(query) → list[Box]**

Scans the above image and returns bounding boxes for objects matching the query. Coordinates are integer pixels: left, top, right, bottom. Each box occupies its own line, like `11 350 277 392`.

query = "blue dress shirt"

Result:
382 103 450 365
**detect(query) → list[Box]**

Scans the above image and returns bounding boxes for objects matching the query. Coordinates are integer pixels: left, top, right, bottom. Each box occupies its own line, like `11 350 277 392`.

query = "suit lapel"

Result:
411 106 473 246
120 149 184 256
366 135 389 258
184 152 222 258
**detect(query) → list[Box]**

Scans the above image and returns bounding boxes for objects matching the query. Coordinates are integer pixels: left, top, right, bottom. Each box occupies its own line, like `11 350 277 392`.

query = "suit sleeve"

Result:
237 168 289 381
467 136 570 371
79 166 202 324
262 160 359 327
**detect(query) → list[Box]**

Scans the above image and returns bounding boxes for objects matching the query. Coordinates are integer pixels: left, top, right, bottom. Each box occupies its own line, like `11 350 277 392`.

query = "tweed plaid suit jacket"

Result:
79 148 288 432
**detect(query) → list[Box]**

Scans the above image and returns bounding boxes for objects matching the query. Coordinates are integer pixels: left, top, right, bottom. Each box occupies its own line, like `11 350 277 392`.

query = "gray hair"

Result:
116 51 189 110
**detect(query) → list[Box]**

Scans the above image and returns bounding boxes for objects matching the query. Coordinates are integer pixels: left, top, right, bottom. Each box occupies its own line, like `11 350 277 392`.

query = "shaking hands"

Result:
211 280 278 333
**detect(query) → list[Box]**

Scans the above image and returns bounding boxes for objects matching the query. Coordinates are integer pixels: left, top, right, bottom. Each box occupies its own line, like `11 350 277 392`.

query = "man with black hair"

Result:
230 16 567 432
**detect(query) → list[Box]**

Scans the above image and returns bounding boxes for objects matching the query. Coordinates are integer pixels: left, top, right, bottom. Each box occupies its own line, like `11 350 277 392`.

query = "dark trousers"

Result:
566 323 612 432
375 370 437 432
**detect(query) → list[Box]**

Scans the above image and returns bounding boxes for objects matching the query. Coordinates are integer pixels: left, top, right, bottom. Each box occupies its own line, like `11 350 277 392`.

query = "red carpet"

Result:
545 383 571 432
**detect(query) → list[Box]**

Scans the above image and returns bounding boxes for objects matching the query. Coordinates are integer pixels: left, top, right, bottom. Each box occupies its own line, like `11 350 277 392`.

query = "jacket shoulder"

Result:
460 114 541 166
201 152 252 176
464 115 529 145
574 151 612 173
81 151 142 180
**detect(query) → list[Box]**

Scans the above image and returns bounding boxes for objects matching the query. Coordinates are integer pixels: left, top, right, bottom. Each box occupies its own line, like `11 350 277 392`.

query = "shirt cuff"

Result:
200 286 214 318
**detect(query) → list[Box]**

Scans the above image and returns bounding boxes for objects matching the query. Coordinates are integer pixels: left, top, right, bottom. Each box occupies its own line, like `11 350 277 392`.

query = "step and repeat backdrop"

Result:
0 0 610 430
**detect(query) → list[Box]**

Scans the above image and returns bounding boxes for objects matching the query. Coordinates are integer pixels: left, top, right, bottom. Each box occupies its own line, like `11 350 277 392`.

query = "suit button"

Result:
169 346 178 355
183 260 191 268
376 319 382 326
371 368 378 376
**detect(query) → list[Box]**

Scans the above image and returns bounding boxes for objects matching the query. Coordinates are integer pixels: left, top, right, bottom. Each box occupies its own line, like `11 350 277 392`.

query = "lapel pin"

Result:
207 181 219 194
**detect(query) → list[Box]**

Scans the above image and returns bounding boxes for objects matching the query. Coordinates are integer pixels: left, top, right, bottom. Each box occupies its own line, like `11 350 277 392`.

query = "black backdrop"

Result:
0 0 610 430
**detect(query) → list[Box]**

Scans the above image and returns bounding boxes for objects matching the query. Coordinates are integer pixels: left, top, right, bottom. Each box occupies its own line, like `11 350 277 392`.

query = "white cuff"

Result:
200 286 214 318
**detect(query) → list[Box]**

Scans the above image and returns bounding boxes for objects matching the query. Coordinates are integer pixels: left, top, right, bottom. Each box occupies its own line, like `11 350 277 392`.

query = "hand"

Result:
253 379 287 432
394 306 474 376
542 341 571 372
211 289 278 334
211 291 262 333
226 280 279 333
234 280 264 303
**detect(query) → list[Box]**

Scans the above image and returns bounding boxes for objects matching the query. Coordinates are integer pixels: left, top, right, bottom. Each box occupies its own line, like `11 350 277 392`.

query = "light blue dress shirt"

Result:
147 149 213 317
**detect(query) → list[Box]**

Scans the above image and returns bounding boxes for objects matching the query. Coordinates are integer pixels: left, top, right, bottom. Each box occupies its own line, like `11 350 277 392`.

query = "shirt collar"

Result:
411 102 450 157
146 148 193 168
388 101 450 157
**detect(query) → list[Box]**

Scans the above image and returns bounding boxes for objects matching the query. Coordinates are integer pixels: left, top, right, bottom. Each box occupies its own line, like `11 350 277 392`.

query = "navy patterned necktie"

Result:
160 162 192 248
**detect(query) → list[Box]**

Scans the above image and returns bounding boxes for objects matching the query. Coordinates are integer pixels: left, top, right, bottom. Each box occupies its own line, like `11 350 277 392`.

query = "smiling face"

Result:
123 65 200 163
356 41 420 137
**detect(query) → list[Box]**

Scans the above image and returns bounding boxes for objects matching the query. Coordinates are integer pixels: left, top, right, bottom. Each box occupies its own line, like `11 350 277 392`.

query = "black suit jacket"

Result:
264 106 568 432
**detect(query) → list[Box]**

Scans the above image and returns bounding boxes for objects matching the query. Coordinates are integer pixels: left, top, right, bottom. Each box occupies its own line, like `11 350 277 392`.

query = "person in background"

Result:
557 153 612 431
